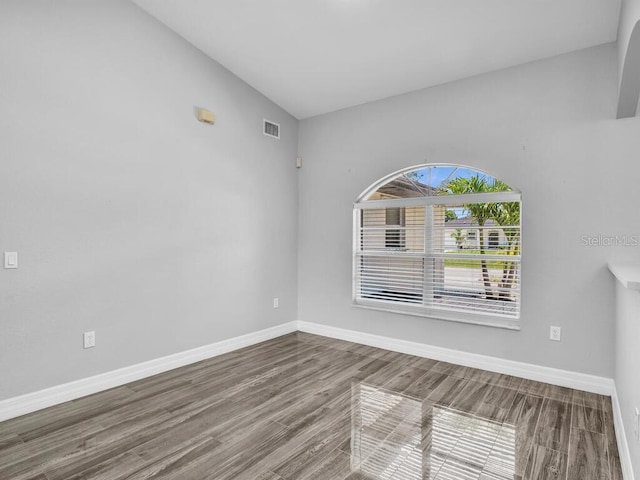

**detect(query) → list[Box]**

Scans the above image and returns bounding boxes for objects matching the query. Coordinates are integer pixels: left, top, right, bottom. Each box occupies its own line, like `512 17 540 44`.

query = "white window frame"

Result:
353 164 522 330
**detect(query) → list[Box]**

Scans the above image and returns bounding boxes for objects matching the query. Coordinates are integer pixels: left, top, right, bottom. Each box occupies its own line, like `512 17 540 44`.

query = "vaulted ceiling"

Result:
133 0 622 119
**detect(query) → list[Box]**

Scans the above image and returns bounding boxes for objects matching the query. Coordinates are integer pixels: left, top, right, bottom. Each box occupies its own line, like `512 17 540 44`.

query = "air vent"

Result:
263 119 280 139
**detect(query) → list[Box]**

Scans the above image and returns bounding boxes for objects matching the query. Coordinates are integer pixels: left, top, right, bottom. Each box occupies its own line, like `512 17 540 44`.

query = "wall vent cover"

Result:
263 119 280 139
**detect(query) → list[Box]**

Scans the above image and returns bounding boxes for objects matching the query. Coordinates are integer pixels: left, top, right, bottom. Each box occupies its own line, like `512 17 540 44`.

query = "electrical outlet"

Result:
549 326 561 342
634 407 639 441
273 297 279 309
84 331 96 349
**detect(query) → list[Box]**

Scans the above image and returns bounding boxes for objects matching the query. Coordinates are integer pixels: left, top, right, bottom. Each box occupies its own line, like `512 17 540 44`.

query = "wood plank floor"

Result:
0 332 623 480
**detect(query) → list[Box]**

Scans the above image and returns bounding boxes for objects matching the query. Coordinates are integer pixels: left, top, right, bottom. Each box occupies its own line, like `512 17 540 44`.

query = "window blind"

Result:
355 198 521 320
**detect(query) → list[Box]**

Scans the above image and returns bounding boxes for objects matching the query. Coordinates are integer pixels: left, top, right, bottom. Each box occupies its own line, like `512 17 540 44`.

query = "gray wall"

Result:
616 0 640 118
618 0 640 84
298 43 640 378
614 281 640 477
0 0 299 400
1 0 638 405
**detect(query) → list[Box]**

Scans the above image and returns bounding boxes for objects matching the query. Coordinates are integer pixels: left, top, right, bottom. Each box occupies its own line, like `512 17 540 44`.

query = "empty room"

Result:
1 1 640 479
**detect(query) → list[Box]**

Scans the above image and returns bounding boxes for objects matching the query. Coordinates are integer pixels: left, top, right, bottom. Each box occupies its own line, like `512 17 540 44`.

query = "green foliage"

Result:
441 175 517 230
442 175 496 226
444 209 457 222
441 174 519 300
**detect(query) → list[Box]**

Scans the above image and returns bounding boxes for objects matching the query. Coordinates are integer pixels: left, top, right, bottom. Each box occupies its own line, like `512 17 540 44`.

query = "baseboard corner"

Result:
296 320 614 395
612 385 636 480
0 321 298 422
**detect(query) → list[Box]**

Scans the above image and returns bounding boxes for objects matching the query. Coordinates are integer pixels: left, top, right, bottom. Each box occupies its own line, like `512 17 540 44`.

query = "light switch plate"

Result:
4 252 18 269
84 331 96 349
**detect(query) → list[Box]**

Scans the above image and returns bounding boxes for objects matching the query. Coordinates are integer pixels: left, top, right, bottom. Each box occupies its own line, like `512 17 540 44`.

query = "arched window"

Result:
353 164 521 329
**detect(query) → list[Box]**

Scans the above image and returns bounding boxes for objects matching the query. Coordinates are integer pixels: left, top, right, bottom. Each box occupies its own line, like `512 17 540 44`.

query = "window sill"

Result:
353 299 521 330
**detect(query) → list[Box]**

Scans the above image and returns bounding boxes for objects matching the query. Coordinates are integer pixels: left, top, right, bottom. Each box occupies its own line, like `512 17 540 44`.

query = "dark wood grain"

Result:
571 402 605 434
602 398 624 480
508 393 544 476
0 332 617 480
475 383 519 423
567 428 610 480
534 398 572 452
523 445 568 480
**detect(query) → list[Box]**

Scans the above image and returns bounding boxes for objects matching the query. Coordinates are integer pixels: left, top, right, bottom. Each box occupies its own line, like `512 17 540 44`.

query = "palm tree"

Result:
442 175 498 299
443 175 520 301
492 199 520 300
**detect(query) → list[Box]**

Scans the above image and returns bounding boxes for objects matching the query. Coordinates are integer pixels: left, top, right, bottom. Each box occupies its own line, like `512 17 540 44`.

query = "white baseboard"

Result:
0 321 298 422
612 386 636 480
0 319 616 425
296 321 614 395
